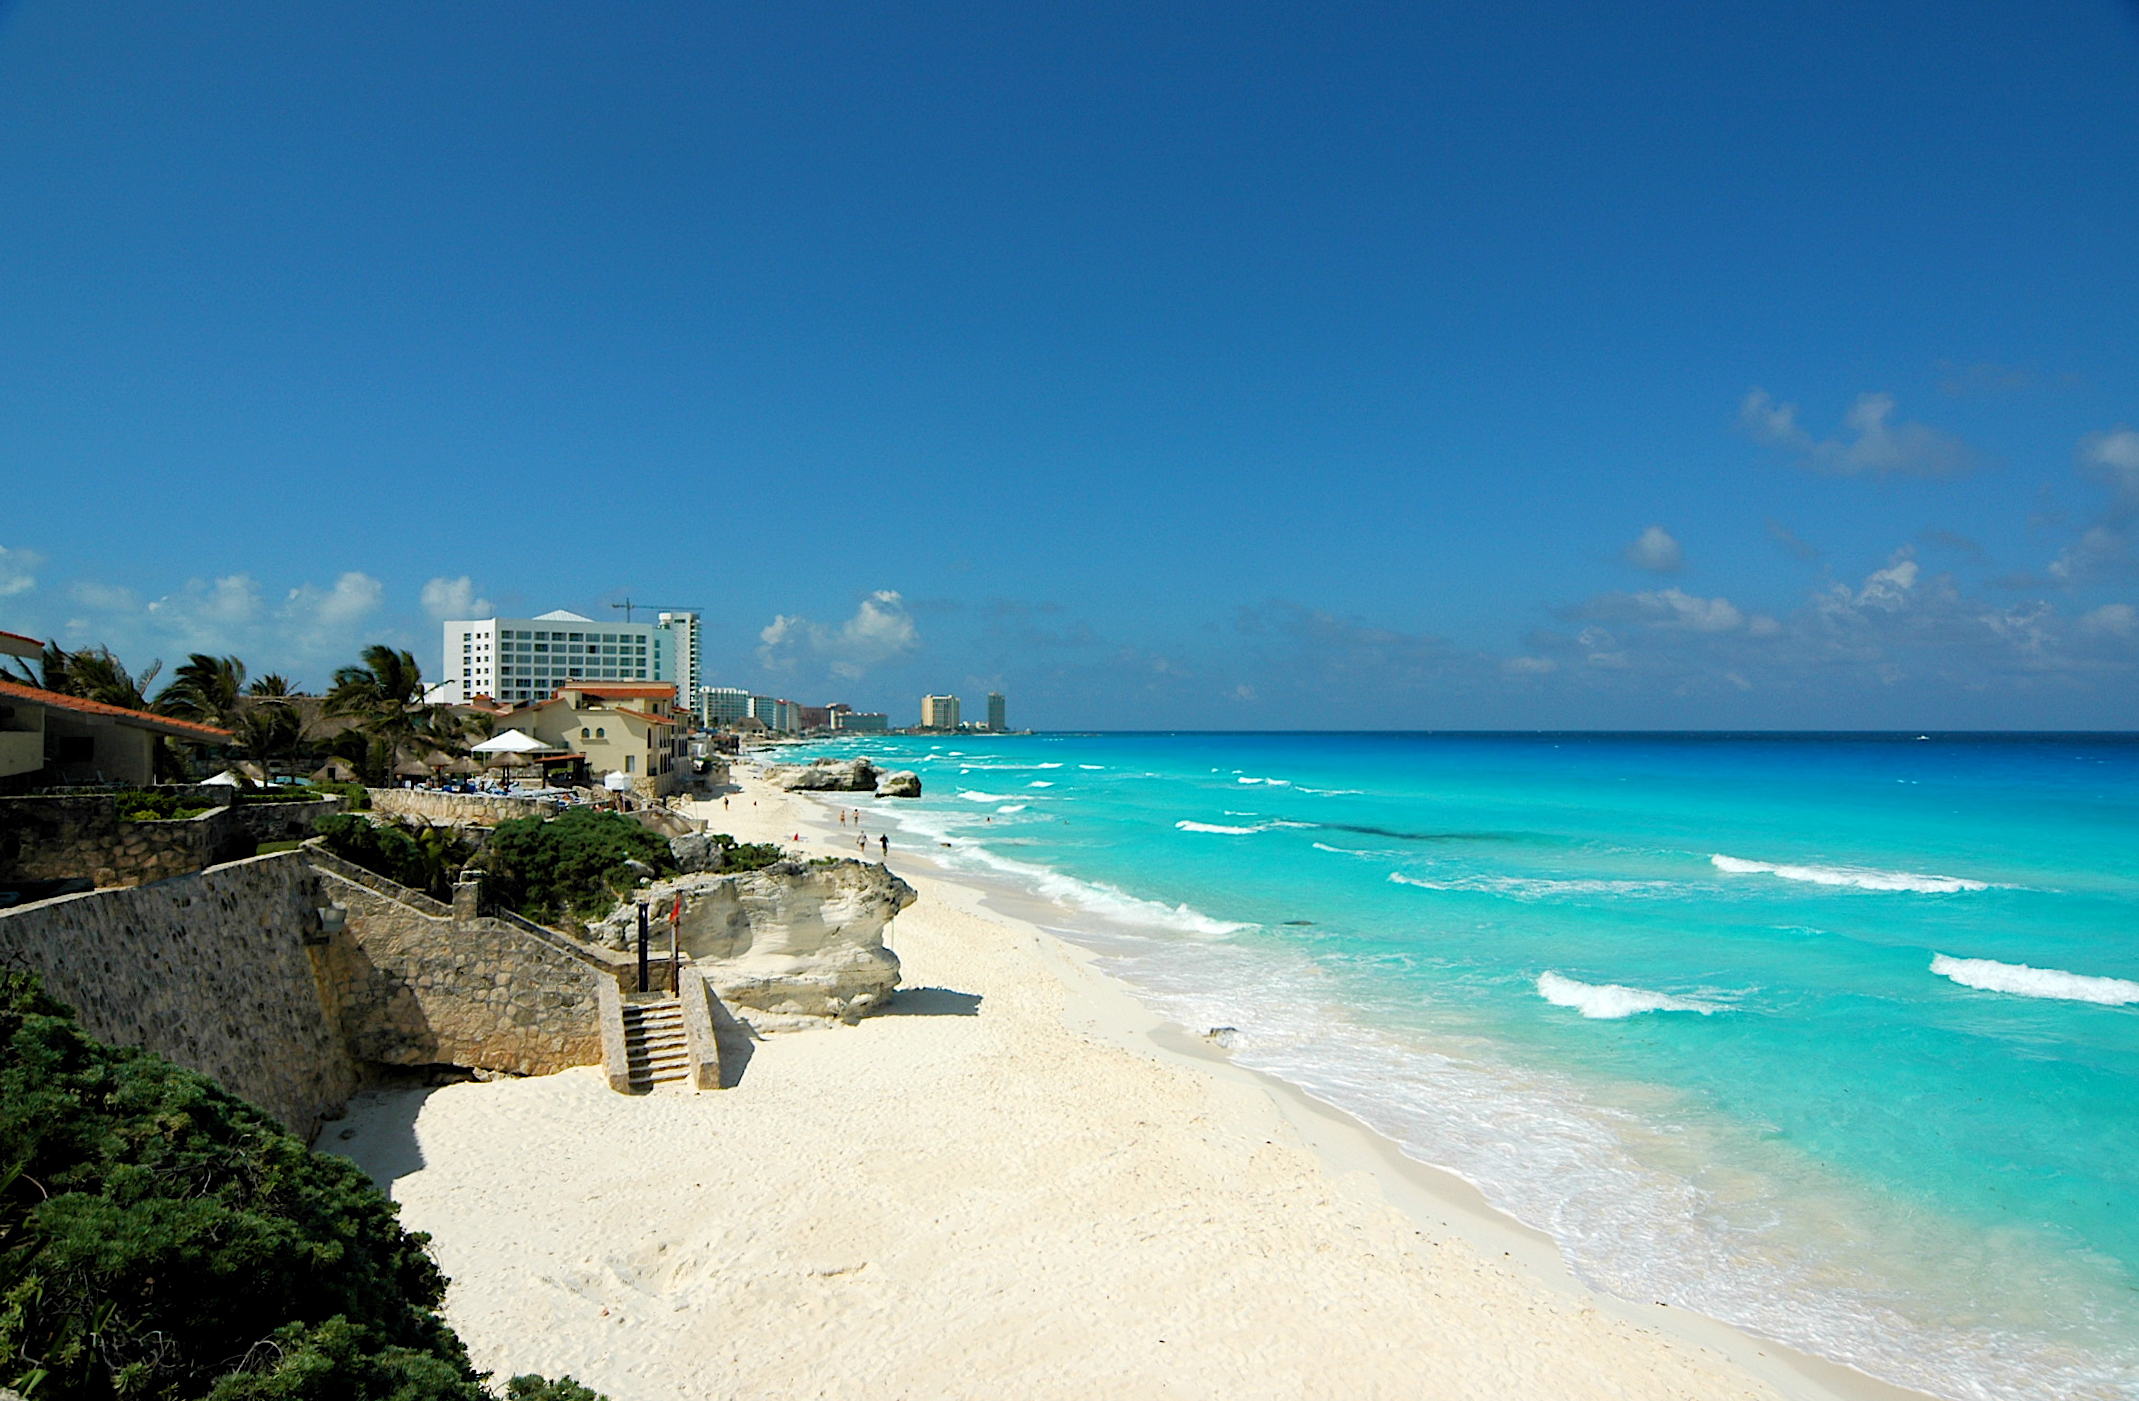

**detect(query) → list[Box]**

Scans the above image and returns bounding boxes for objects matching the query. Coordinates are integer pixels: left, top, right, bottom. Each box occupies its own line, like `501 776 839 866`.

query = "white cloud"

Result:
1624 525 1684 574
68 581 139 611
420 576 492 621
759 590 920 680
1634 588 1743 632
2080 427 2139 504
146 574 268 645
2046 429 2139 585
0 545 43 598
1504 655 1558 674
2081 603 2136 638
1854 550 1919 610
1739 388 1976 477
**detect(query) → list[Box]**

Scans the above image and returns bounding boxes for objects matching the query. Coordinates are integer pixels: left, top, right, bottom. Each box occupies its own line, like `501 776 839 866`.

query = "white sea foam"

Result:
1177 820 1260 835
1388 871 1684 901
957 790 1018 803
1537 971 1723 1019
1235 775 1292 786
1711 853 1986 893
1930 955 2139 1006
1028 780 1054 788
1037 762 1063 768
996 804 1027 814
1079 764 1106 770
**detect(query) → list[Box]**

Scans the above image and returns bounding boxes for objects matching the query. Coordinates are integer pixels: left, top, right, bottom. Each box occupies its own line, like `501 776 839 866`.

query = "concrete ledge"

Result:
596 981 634 1095
676 966 723 1091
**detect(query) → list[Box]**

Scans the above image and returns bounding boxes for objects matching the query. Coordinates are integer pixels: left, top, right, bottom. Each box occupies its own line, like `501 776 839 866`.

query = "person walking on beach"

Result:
857 833 866 854
879 834 888 857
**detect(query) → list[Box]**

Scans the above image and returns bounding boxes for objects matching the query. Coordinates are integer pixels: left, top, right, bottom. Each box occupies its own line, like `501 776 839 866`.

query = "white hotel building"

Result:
439 610 699 707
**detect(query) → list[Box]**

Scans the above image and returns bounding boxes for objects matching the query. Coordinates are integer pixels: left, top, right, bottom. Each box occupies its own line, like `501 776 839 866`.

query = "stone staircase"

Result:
620 997 689 1090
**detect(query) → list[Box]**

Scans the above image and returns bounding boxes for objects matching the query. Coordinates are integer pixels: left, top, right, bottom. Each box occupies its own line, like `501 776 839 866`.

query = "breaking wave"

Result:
1537 972 1725 1020
1177 820 1260 835
1389 871 1685 901
1930 955 2139 1007
1711 854 1987 894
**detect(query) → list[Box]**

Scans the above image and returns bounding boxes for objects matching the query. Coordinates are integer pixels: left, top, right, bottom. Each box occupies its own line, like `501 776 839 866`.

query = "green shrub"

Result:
0 971 477 1400
503 1377 605 1401
477 809 677 922
295 780 370 811
111 789 217 822
312 814 471 901
0 973 605 1401
710 833 784 871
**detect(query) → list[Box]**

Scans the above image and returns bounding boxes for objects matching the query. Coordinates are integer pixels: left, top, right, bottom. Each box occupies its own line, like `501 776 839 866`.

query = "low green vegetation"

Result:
709 832 785 872
475 809 678 922
296 780 370 810
0 971 604 1401
312 813 474 902
111 790 218 823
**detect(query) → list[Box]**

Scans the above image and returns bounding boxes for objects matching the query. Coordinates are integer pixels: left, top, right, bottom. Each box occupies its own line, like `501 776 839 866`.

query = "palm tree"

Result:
325 645 467 784
156 654 249 732
248 674 295 697
3 640 63 691
10 644 163 711
232 701 306 775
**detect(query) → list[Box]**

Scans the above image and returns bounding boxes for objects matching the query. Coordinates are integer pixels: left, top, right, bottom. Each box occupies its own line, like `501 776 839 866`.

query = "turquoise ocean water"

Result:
777 732 2139 1400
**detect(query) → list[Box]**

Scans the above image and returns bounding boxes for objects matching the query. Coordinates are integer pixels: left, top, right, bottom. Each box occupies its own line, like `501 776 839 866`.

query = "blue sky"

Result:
3 1 2136 728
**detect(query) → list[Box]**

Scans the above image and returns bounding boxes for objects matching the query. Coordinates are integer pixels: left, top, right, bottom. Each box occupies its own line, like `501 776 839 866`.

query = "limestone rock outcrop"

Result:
769 759 878 792
669 832 726 873
876 770 922 798
590 858 914 1029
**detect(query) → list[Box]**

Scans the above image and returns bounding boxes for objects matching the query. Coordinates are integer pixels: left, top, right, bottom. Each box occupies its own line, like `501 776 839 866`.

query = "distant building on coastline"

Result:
698 686 751 728
987 692 1006 732
831 709 889 732
750 696 800 734
438 610 689 707
797 705 831 732
657 611 701 706
920 694 960 730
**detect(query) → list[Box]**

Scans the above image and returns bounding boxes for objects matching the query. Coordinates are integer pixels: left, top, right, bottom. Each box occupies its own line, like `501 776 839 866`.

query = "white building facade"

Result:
440 610 685 706
657 611 701 706
698 686 751 727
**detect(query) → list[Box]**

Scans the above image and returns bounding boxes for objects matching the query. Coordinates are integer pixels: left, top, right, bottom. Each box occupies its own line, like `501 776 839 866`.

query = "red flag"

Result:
670 894 681 925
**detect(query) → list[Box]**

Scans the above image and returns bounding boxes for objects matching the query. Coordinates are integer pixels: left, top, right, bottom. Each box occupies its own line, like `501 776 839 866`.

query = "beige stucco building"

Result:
499 682 686 799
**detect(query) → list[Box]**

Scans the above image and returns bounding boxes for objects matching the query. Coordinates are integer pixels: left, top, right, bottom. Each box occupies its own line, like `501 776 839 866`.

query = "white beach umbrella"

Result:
472 729 555 755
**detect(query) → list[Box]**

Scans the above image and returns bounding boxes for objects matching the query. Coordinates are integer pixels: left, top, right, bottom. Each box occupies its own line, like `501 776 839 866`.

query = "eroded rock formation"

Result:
590 858 913 1029
669 832 726 873
769 759 878 792
876 770 922 798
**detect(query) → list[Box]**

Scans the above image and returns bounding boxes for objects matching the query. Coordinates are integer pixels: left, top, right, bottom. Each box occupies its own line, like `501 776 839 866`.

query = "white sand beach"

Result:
329 767 1927 1401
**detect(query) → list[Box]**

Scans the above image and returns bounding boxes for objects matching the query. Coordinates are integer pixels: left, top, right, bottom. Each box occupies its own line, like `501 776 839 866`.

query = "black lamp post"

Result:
636 901 650 993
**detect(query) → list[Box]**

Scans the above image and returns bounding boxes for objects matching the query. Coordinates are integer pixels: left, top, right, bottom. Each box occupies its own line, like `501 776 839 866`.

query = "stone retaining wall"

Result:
0 844 630 1137
0 793 342 889
309 846 619 1076
365 788 565 828
0 850 359 1137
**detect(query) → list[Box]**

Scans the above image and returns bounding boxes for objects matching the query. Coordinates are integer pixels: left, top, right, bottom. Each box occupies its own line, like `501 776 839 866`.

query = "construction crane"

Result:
609 599 702 623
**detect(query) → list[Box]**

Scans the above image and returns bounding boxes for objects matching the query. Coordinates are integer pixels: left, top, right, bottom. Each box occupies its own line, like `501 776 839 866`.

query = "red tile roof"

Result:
0 678 233 742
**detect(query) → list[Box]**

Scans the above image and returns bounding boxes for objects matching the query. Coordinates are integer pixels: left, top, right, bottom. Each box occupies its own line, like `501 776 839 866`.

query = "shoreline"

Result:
327 763 1939 1400
743 759 1938 1401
